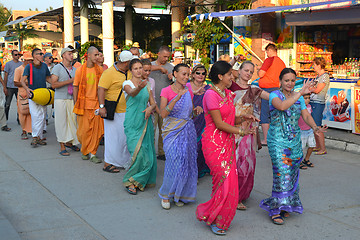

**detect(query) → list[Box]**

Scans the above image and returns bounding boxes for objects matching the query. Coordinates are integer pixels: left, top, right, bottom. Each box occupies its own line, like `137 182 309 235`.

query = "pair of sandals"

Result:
210 224 226 235
59 145 80 156
103 164 120 173
126 185 137 195
271 211 290 225
300 159 314 170
1 125 11 132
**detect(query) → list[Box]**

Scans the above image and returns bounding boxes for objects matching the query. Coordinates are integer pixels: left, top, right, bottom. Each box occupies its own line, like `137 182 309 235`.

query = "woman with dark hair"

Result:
260 68 326 225
122 59 157 194
196 61 257 235
309 57 330 155
229 61 270 210
186 64 211 178
158 63 203 209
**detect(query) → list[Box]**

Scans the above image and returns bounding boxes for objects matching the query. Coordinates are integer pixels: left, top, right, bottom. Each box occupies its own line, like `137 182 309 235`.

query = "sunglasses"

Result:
36 52 44 56
195 72 206 76
13 54 20 56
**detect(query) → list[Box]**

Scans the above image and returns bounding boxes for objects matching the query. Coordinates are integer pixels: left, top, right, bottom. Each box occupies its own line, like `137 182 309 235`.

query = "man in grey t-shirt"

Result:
149 46 174 160
51 47 79 156
4 50 22 120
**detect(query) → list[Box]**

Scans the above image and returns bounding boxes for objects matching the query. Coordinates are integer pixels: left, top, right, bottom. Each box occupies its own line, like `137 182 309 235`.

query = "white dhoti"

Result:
104 112 131 169
54 99 79 145
29 99 46 138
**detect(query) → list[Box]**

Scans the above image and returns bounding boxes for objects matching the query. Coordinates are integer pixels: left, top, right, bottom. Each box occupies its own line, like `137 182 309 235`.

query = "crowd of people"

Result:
0 43 329 235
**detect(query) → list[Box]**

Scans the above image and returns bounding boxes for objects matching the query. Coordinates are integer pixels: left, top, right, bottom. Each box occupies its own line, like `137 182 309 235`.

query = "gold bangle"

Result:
238 128 244 136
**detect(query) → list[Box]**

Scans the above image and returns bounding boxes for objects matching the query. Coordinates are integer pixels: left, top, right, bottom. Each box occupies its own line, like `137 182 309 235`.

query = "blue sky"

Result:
1 0 63 11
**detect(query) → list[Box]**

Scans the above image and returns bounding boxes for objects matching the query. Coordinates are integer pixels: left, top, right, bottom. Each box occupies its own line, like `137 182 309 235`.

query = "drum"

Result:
29 88 54 106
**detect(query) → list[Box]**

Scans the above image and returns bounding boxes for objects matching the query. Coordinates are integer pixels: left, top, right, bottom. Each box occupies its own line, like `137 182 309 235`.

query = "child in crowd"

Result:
298 93 315 169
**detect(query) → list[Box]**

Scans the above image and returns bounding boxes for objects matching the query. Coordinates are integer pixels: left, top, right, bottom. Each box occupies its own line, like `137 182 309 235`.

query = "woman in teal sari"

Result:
123 58 157 195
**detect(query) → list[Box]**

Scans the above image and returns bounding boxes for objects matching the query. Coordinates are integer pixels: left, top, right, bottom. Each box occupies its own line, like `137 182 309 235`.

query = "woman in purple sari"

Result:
158 63 203 209
186 65 211 178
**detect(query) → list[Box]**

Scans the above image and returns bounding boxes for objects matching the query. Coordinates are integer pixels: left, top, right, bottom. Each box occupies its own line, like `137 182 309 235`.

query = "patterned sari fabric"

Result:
232 84 263 202
187 83 211 178
158 90 198 203
196 89 238 230
260 90 306 216
123 85 157 191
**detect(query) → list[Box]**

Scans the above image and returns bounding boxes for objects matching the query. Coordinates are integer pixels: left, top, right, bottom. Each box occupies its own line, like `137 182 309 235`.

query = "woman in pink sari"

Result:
196 61 257 235
230 61 269 210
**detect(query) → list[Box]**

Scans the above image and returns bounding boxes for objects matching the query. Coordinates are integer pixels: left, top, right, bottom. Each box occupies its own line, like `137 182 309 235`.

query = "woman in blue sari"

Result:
158 63 203 209
260 68 326 224
122 59 157 195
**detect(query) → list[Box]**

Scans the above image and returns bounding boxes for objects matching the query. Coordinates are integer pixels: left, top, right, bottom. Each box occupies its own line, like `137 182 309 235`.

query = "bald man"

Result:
73 46 104 163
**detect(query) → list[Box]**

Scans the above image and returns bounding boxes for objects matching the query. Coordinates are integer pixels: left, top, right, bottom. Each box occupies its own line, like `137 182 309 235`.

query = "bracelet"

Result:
165 106 172 112
238 128 245 136
312 126 319 131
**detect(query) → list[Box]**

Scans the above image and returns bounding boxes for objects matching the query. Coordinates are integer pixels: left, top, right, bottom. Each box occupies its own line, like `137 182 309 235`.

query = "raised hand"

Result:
138 80 147 89
300 79 315 95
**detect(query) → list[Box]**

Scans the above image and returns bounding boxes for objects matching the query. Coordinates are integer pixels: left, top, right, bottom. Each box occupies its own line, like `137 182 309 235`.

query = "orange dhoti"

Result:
77 109 104 155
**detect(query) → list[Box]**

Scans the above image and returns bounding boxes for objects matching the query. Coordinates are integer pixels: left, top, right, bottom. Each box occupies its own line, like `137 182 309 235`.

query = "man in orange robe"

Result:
73 46 104 163
14 52 33 139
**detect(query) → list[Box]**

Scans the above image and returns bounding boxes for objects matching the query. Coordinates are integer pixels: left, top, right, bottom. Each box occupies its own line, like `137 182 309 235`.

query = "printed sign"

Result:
353 86 360 134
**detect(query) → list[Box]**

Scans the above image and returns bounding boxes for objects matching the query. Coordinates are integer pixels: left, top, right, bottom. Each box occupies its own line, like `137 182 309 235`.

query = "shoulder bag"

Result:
102 89 123 120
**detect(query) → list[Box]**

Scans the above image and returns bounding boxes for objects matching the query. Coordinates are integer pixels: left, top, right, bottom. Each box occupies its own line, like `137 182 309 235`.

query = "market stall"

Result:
285 5 360 133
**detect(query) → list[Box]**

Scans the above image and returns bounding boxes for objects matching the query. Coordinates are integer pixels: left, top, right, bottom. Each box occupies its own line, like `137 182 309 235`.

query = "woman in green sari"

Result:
122 58 157 195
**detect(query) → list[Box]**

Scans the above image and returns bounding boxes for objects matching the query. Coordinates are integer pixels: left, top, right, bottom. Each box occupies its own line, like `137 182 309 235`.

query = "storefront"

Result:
285 5 360 133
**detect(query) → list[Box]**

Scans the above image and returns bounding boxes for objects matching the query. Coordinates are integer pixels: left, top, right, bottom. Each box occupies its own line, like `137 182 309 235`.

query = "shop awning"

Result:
285 6 360 26
187 0 352 21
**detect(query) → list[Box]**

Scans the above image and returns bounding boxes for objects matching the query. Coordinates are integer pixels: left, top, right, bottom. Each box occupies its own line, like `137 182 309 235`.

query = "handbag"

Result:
18 94 30 115
59 63 74 95
102 89 123 120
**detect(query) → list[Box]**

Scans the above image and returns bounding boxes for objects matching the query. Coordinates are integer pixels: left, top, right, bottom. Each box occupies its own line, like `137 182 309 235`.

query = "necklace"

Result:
193 81 204 88
172 83 183 93
213 85 226 98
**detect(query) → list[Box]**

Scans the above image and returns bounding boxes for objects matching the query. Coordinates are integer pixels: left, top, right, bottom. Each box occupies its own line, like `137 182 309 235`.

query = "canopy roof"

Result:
187 0 352 21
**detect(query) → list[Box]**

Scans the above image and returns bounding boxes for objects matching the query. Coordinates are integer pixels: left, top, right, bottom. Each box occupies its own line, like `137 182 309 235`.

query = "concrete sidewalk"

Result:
325 128 360 154
0 103 360 239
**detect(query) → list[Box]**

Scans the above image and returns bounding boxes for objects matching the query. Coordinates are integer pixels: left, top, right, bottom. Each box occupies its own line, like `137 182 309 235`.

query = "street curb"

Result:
325 138 360 154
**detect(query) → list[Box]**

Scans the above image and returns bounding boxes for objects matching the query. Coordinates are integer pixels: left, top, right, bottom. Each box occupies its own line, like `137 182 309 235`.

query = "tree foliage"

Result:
12 24 38 50
0 4 12 31
181 0 252 67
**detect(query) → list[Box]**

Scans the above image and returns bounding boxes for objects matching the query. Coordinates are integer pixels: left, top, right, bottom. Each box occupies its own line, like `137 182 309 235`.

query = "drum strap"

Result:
29 64 33 85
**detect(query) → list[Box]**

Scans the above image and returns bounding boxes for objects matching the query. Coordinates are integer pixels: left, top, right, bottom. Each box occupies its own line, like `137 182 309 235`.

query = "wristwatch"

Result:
99 104 105 109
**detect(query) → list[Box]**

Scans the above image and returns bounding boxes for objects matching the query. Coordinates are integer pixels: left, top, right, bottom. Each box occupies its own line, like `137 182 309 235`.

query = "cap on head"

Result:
173 51 184 59
61 47 76 57
44 52 53 59
132 42 140 48
118 50 136 62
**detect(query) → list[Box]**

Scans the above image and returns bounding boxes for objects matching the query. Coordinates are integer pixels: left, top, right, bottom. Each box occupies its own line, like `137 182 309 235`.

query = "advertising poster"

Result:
323 88 352 129
233 26 252 61
353 86 360 134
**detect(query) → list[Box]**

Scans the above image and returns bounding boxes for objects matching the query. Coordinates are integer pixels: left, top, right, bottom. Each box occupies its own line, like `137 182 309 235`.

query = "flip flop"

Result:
59 150 70 156
271 215 284 225
210 224 226 235
103 164 120 173
65 145 80 152
315 151 327 155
